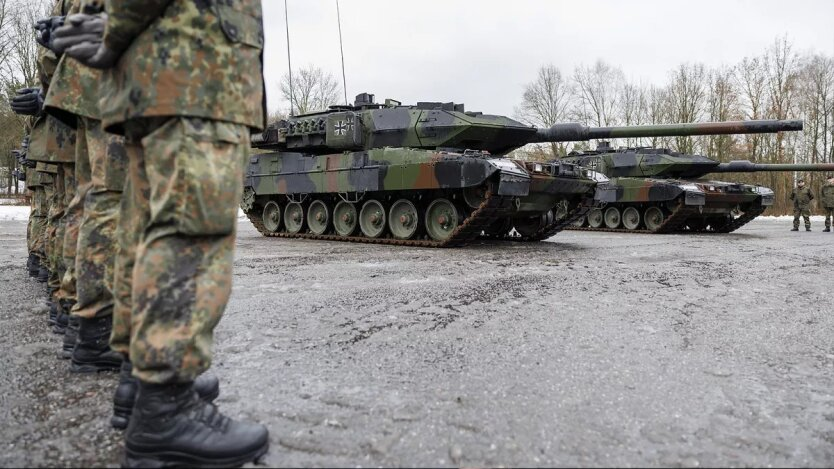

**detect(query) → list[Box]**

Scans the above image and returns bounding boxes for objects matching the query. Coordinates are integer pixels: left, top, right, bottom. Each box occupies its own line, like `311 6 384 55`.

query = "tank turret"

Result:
255 93 804 158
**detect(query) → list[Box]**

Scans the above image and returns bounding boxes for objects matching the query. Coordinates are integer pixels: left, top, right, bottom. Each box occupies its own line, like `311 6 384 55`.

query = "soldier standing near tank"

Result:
821 175 834 233
790 179 815 231
58 0 269 465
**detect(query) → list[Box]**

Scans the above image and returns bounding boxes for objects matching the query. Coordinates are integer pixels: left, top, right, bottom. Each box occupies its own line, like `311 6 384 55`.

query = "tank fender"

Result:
487 158 530 197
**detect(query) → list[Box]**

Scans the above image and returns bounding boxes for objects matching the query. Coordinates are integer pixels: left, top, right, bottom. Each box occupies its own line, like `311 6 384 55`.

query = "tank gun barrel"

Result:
713 161 834 173
532 119 804 143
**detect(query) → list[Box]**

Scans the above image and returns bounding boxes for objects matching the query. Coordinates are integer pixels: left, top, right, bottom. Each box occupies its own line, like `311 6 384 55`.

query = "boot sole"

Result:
70 361 122 374
123 441 269 468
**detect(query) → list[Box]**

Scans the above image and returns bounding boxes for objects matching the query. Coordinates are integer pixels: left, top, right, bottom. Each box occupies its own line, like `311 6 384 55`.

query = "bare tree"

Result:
515 64 573 156
705 66 741 161
572 60 624 127
666 63 707 154
280 65 340 116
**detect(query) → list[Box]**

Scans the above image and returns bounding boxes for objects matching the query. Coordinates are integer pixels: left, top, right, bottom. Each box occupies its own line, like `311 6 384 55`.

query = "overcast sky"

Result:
262 0 834 118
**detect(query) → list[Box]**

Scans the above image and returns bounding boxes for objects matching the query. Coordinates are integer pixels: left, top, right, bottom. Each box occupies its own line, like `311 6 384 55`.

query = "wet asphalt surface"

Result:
1 218 833 467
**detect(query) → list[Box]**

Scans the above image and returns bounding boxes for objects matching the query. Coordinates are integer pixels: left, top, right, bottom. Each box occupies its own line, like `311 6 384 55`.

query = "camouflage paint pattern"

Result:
114 117 250 384
100 0 265 134
244 95 606 243
72 119 127 320
561 145 833 232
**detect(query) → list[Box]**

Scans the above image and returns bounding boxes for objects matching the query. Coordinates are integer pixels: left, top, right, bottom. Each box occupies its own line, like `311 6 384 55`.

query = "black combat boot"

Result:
28 253 40 277
37 266 49 283
825 228 831 232
123 382 268 468
60 315 79 360
112 360 220 430
47 300 59 325
791 227 799 231
53 310 68 334
70 316 123 373
806 227 812 232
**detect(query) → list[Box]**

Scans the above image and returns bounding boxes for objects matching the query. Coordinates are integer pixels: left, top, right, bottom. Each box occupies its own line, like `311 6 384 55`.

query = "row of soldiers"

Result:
790 177 834 231
12 0 269 467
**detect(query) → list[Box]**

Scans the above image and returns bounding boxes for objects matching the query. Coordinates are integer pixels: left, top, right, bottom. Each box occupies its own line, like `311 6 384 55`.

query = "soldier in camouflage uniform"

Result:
24 0 80 330
44 0 125 371
60 0 269 465
821 176 834 232
790 179 815 231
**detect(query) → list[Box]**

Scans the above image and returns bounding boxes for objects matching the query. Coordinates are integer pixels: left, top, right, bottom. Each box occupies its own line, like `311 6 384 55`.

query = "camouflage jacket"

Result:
29 0 75 163
821 182 834 209
100 0 265 134
44 0 104 125
790 186 814 208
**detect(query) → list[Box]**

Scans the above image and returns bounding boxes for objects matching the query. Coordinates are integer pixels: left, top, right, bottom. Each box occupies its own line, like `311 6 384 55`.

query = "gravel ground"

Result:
1 217 833 467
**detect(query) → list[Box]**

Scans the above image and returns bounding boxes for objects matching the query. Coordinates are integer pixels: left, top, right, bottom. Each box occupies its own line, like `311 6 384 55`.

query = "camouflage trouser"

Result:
48 164 72 295
72 118 128 320
111 117 249 384
793 207 811 229
60 119 93 304
825 208 833 229
29 186 48 257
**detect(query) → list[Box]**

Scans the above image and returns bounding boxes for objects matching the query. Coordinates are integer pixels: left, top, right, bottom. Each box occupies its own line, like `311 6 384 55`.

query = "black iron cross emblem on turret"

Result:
334 119 353 136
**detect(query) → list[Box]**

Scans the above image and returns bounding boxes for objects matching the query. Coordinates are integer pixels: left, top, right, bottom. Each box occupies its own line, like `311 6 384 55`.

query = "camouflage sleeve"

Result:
103 0 175 54
38 47 59 92
789 190 795 200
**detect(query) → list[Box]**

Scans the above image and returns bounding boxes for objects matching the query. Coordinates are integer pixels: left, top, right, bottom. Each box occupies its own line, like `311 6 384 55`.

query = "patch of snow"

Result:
758 215 826 222
0 205 31 221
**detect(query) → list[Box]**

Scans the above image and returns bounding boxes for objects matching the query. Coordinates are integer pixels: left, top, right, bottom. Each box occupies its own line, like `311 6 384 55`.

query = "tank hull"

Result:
242 148 603 246
570 177 774 234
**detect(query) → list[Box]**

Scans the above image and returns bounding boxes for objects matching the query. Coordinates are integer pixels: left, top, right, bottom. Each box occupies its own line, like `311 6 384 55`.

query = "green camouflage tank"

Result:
243 93 613 247
558 121 834 233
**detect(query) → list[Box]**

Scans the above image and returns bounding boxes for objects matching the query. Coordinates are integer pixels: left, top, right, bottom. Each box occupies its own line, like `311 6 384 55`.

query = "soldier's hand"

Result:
34 16 66 51
10 88 44 116
53 13 105 54
65 42 120 69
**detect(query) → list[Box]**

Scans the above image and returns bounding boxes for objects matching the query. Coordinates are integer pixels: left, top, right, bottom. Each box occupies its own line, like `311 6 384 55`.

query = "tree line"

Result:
512 37 834 214
0 0 47 197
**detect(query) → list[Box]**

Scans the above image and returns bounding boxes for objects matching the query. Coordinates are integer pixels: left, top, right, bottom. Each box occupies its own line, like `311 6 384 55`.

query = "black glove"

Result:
21 135 30 151
53 13 105 53
57 13 120 69
34 16 66 51
14 169 26 182
10 88 44 116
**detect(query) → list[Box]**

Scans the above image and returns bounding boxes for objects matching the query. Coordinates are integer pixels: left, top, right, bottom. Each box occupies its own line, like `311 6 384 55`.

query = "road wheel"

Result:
307 200 330 235
284 203 305 234
514 210 554 238
644 206 666 232
359 200 387 238
262 201 282 233
571 216 586 227
588 208 604 228
388 199 420 240
425 198 459 242
604 207 621 229
622 207 641 231
554 199 570 221
334 201 358 237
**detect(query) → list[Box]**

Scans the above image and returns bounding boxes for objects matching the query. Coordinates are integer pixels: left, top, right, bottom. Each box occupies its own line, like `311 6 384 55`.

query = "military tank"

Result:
556 121 834 233
243 93 614 247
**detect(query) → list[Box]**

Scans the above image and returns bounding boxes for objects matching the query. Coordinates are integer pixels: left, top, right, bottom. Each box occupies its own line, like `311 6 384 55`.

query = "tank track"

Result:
691 205 768 234
482 197 596 242
245 189 516 248
565 201 700 234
